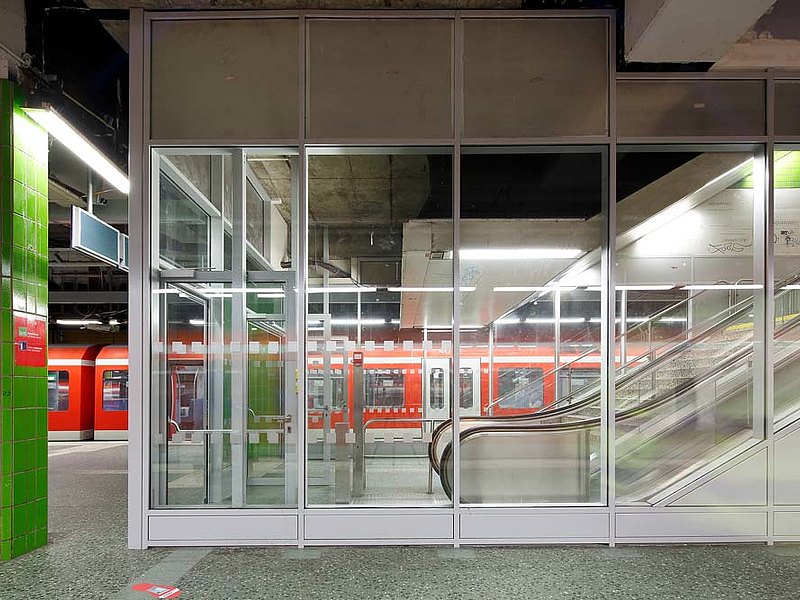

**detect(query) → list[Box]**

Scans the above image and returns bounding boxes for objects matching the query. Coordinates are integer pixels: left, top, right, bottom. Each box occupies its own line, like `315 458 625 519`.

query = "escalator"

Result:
432 279 800 504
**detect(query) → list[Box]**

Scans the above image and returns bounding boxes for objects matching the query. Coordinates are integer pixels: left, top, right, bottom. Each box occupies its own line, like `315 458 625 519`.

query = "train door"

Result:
458 358 481 417
423 358 450 421
242 274 297 506
424 358 481 420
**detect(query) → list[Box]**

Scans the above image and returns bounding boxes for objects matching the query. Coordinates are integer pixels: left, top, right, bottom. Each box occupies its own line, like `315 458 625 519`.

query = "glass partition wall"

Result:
151 148 299 508
132 12 798 548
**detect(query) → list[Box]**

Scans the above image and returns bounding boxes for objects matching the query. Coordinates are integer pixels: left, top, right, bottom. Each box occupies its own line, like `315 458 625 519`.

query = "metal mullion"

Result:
617 72 769 81
765 69 776 546
127 7 147 550
460 137 612 147
151 139 301 148
619 136 770 145
297 13 307 548
452 11 463 547
231 149 248 508
607 15 617 547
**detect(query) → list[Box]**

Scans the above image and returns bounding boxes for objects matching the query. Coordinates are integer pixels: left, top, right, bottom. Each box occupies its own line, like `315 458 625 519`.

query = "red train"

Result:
47 345 129 441
48 343 602 441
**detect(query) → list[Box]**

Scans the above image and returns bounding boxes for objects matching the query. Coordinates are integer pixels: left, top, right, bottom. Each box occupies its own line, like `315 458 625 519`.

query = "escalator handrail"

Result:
429 295 758 474
438 312 800 498
430 282 800 475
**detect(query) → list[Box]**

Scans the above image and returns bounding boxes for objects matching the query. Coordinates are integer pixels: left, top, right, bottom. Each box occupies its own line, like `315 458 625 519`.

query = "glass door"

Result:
243 276 297 506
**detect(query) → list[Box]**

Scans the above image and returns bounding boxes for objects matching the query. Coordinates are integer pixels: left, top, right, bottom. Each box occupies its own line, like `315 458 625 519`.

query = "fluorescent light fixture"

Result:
108 319 120 326
616 285 675 291
387 286 475 293
524 317 586 324
588 317 622 323
461 248 581 260
390 319 401 324
23 107 130 194
56 319 102 326
626 317 648 323
495 318 521 325
152 289 181 295
308 286 377 294
659 317 688 323
783 285 800 290
493 286 554 293
681 284 763 290
330 318 385 326
256 292 285 299
189 319 205 326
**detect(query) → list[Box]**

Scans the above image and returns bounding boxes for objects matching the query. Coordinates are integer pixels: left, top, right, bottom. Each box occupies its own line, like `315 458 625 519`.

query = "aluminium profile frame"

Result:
129 7 797 549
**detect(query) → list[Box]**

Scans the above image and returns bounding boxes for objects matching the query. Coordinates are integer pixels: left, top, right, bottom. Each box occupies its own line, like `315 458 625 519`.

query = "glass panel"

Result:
47 371 69 412
456 150 604 505
463 18 608 138
617 80 766 138
306 150 453 507
245 282 296 507
615 148 764 504
151 146 299 510
776 82 800 137
774 149 800 424
365 369 405 408
102 370 129 412
497 367 544 409
307 19 453 139
151 19 300 140
429 368 446 410
459 368 474 410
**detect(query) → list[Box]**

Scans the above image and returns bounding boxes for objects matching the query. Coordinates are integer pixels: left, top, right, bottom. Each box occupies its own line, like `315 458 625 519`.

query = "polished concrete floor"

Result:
1 442 800 599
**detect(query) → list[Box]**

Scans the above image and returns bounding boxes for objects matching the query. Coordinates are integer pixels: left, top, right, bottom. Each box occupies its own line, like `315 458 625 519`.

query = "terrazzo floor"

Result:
1 441 800 599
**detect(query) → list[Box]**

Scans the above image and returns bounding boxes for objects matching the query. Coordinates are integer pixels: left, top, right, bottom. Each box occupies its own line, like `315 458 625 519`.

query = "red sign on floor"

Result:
14 314 46 367
132 583 182 598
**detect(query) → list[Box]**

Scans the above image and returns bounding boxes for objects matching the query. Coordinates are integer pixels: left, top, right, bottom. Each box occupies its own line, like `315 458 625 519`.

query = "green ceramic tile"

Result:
12 472 26 505
33 527 45 548
0 475 10 506
11 535 25 558
12 148 24 183
0 540 10 561
34 468 46 499
12 180 24 215
11 213 24 248
0 507 10 541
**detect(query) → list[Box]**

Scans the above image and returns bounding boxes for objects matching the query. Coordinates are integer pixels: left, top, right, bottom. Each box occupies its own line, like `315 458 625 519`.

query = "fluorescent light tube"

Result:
189 319 205 326
330 318 385 325
23 107 130 194
308 287 377 294
461 248 581 260
493 286 554 293
56 319 102 326
387 287 476 293
681 284 763 290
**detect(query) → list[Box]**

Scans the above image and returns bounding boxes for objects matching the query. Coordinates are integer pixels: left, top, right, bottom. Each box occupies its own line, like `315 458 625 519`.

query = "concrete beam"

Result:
626 0 777 63
49 291 127 304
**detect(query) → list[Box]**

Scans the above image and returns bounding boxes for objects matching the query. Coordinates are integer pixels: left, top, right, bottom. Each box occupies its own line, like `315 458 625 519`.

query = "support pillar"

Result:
0 79 49 560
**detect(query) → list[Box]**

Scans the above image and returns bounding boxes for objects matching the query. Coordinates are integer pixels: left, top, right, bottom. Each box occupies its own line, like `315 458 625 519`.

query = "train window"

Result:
429 367 445 409
307 370 345 410
497 367 544 409
102 370 129 412
47 371 69 412
365 369 405 408
459 368 474 409
558 368 599 397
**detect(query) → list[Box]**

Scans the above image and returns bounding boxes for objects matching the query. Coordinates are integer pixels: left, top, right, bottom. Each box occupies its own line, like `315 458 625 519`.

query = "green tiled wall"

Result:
0 80 49 561
733 151 800 189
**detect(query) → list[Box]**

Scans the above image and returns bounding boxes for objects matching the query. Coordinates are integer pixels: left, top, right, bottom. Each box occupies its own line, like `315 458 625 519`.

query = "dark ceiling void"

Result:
616 152 700 202
460 153 603 220
23 0 129 169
